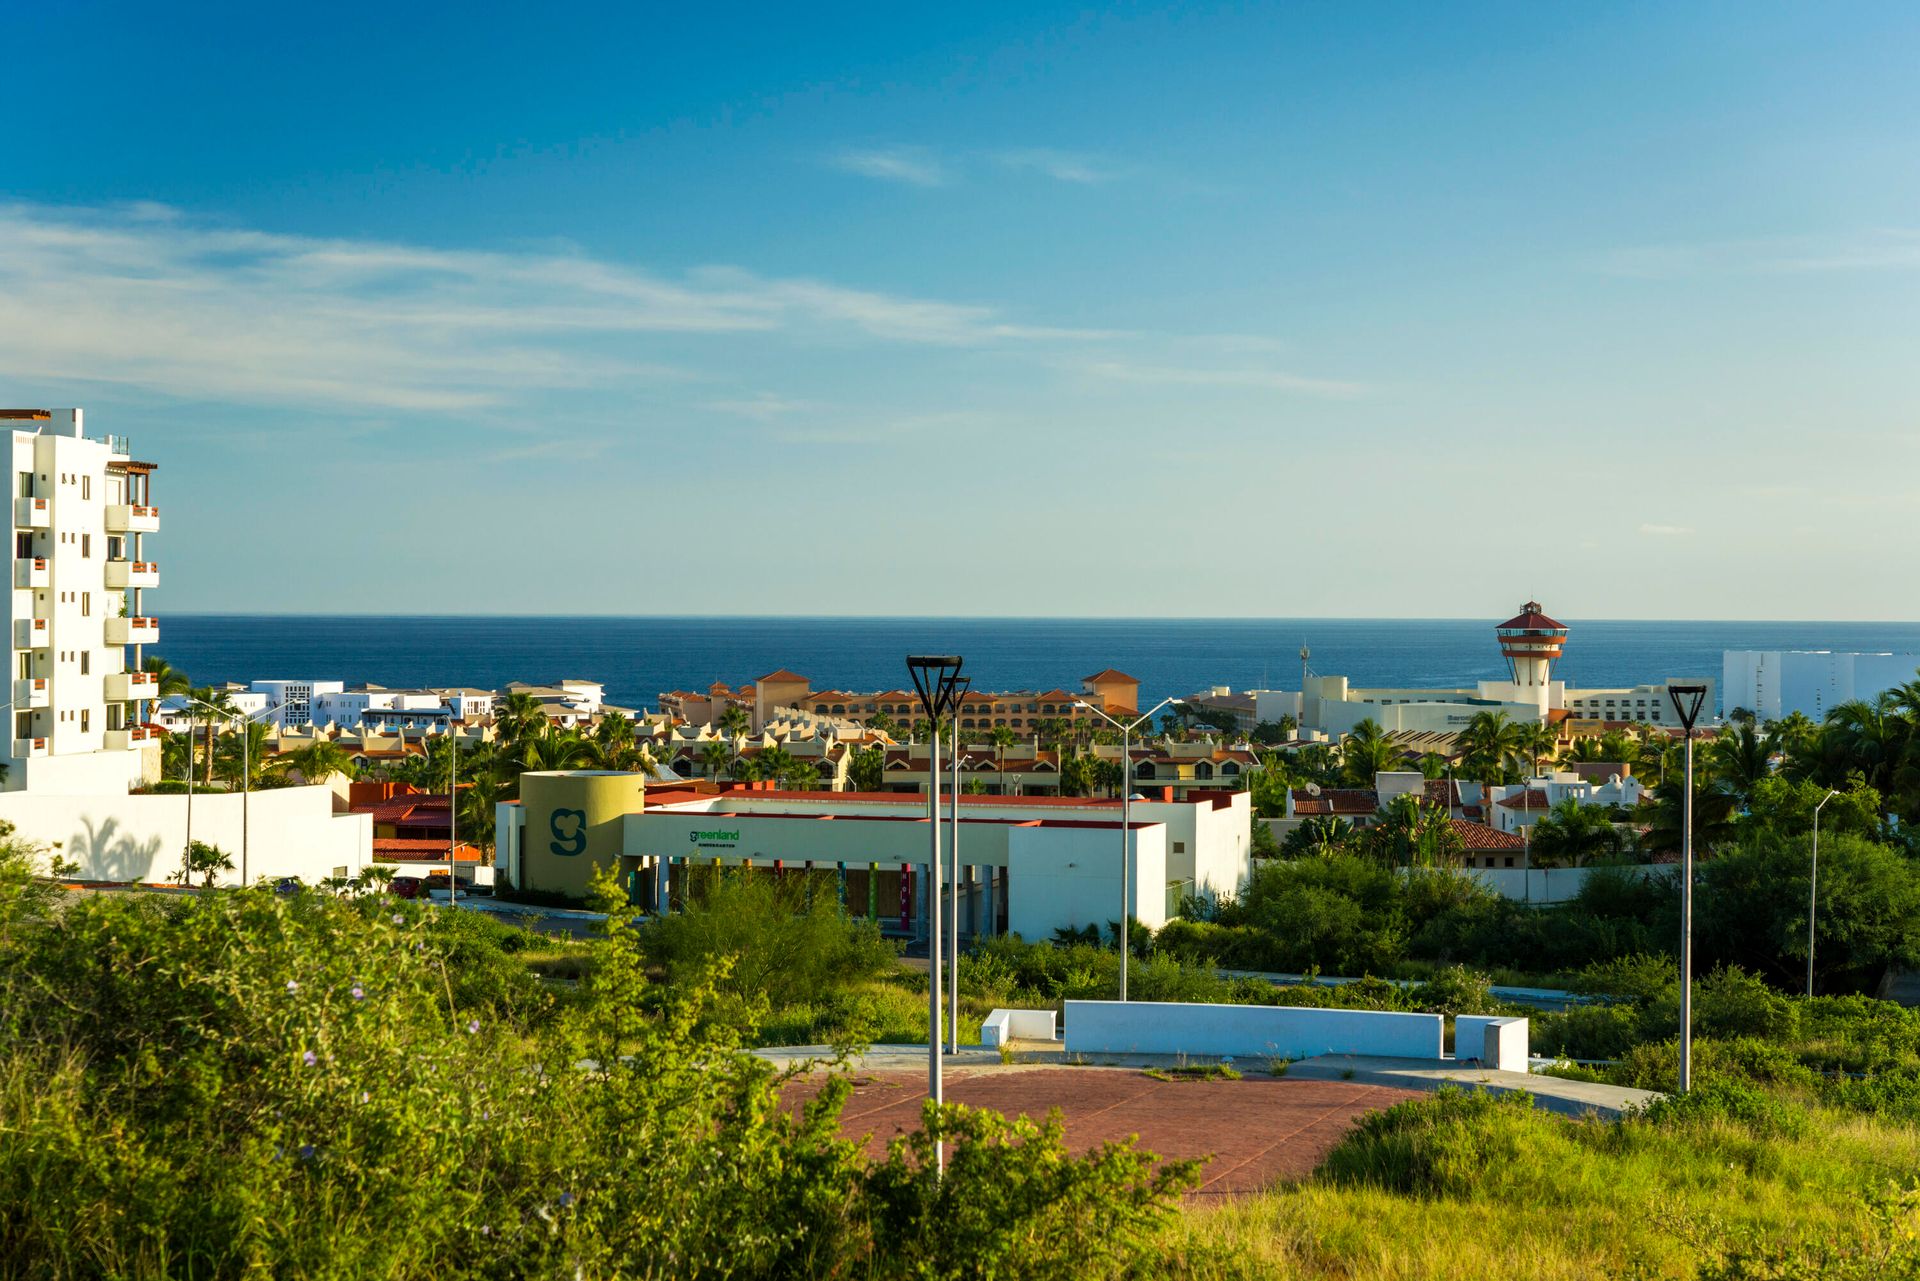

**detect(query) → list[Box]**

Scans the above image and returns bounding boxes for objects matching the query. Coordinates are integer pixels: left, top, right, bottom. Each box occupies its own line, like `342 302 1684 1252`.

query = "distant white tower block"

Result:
1494 601 1568 717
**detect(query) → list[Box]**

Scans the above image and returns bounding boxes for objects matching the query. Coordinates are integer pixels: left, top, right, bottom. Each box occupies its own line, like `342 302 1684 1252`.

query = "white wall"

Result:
1064 999 1444 1060
1005 822 1168 937
0 784 372 886
1454 863 1667 903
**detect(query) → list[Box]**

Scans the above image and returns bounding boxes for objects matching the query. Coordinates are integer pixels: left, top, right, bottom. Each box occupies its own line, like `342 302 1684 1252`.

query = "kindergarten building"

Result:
496 776 1252 940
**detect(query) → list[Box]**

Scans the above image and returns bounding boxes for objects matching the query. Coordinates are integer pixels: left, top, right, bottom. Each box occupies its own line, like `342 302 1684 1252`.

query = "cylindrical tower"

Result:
1495 601 1568 691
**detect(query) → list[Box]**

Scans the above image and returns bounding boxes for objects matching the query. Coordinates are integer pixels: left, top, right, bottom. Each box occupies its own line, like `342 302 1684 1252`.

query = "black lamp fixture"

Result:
1666 683 1709 731
907 655 966 724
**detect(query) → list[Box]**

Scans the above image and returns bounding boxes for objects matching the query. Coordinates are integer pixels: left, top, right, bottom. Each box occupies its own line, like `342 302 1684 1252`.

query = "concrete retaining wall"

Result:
1064 999 1444 1060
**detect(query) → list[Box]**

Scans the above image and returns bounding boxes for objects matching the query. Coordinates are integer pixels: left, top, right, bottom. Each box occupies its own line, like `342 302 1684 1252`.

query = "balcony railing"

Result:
11 677 48 709
105 726 156 750
13 557 48 588
12 737 47 759
104 559 159 589
14 618 49 649
13 497 48 529
104 504 159 533
106 671 157 701
105 616 159 646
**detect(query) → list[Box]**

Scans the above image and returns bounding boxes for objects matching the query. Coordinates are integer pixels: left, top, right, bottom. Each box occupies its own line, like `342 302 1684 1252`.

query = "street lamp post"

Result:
907 655 964 1175
1075 696 1184 1003
1665 683 1709 1094
947 691 969 1055
188 698 285 887
1809 787 1839 998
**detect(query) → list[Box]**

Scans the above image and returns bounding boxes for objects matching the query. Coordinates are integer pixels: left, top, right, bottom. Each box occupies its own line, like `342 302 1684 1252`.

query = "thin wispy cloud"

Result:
990 148 1124 184
1081 360 1363 399
701 392 813 420
0 201 1109 415
825 146 949 187
1638 523 1696 536
1601 230 1920 279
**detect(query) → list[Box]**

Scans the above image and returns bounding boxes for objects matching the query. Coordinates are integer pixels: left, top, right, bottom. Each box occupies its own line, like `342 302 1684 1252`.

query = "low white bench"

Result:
982 1008 1058 1049
1453 1016 1529 1072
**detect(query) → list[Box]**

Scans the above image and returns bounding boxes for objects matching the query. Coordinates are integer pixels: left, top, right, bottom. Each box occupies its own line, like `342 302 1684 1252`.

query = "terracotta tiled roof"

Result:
1082 669 1139 684
374 838 482 862
1497 790 1551 810
1451 820 1526 851
1496 601 1565 631
757 670 810 684
1291 788 1378 816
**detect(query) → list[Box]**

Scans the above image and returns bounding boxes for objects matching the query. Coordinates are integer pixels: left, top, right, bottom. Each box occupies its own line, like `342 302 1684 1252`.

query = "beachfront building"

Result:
1722 649 1920 722
496 775 1252 938
0 407 371 884
660 668 1141 735
2 408 161 792
1247 603 1714 737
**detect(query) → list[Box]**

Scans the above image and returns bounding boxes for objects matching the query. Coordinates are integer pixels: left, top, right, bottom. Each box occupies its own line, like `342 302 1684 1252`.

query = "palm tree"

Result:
697 739 731 782
1815 697 1908 797
143 655 191 698
282 740 355 787
594 713 636 757
517 725 588 778
213 720 272 789
717 705 751 742
495 692 548 746
1339 719 1400 787
757 745 797 788
1458 711 1523 785
1282 816 1356 858
1518 722 1559 780
1708 721 1771 806
188 686 234 786
1527 796 1624 867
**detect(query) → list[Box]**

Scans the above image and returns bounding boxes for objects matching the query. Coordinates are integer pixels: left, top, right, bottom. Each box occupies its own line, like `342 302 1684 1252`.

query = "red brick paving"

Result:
786 1068 1419 1198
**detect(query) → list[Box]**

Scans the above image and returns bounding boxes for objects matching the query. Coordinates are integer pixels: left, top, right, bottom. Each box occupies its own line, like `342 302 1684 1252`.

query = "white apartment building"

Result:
250 680 346 727
1722 649 1920 722
3 409 159 793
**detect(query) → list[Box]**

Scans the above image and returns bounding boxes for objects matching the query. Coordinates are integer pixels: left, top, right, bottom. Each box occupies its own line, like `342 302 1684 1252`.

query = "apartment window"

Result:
81 534 89 558
14 712 29 738
80 709 89 733
15 473 29 498
81 476 89 500
80 652 89 675
13 533 28 559
15 654 27 680
81 593 91 617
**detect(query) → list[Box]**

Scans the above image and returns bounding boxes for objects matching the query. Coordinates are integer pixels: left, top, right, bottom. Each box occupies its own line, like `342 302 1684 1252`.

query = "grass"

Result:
1144 1063 1243 1083
1145 1087 1920 1279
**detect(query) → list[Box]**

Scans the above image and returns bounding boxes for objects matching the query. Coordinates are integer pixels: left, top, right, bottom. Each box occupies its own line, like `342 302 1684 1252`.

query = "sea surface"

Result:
155 617 1920 717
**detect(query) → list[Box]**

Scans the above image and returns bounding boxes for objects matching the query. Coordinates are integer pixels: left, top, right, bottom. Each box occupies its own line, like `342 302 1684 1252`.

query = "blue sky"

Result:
3 2 1917 617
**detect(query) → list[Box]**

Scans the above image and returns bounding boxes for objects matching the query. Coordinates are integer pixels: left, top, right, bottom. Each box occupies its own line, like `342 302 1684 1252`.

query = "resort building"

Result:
1722 649 1920 722
496 776 1253 939
1255 604 1714 737
660 668 1142 735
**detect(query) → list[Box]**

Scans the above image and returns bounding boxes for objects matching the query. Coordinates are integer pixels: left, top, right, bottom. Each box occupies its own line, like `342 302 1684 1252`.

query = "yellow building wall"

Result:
519 771 647 899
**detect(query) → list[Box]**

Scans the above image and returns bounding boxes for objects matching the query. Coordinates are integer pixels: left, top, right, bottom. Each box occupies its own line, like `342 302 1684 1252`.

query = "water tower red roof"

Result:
1496 601 1565 632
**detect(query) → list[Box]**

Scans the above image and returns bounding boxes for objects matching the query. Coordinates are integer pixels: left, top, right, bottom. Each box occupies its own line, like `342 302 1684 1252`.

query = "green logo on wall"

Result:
549 809 588 857
688 829 741 847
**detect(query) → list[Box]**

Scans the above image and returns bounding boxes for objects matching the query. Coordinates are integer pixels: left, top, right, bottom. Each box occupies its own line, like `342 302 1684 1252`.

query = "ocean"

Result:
154 616 1920 717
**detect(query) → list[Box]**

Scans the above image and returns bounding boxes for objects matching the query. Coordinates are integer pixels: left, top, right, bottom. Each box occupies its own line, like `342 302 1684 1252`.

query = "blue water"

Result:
153 617 1920 716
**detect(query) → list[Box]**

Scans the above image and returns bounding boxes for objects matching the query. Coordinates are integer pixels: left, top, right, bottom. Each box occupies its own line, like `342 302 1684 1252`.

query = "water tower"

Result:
1494 601 1568 696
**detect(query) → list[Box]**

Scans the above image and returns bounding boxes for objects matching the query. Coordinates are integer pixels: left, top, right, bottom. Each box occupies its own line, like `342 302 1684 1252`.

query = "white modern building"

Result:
250 680 346 727
1722 649 1920 722
0 407 371 885
3 408 159 793
496 776 1254 938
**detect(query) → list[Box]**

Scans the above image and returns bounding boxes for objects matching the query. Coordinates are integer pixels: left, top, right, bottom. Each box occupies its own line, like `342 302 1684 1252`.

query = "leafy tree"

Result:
1250 716 1297 746
1339 719 1402 786
279 739 356 787
1709 721 1773 806
1739 774 1882 843
697 739 731 782
494 690 548 745
717 704 751 742
176 839 232 888
1527 796 1625 867
1694 831 1920 993
141 655 191 698
848 745 885 793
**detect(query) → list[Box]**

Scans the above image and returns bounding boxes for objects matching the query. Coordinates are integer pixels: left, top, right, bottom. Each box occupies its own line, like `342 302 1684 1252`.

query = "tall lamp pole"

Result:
1075 695 1184 1002
188 698 285 887
907 655 964 1176
1808 787 1839 998
947 686 969 1056
1665 683 1709 1094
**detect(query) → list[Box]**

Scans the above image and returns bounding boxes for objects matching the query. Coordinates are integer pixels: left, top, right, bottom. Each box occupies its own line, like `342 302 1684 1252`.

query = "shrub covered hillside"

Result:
0 842 1194 1281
